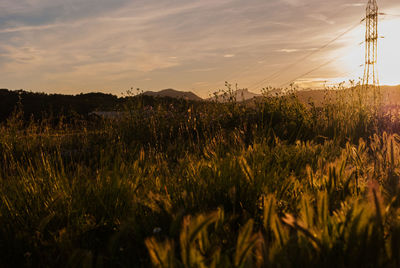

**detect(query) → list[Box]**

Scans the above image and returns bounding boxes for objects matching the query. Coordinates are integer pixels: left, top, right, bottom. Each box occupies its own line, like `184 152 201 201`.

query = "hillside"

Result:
0 89 120 121
2 86 399 122
294 85 400 106
0 89 206 122
380 85 400 105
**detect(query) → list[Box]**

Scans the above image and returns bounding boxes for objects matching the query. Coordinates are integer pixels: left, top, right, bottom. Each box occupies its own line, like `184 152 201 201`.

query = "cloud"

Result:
188 68 217 73
0 22 74 33
1 0 399 95
277 49 299 53
343 3 365 7
308 14 335 25
280 0 302 7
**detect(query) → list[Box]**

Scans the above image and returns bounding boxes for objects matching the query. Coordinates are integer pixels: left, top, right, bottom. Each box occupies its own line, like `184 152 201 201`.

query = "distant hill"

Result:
292 85 400 106
2 85 399 122
295 89 329 106
380 85 400 105
208 89 261 102
142 89 203 101
244 85 400 107
0 88 205 122
0 89 119 121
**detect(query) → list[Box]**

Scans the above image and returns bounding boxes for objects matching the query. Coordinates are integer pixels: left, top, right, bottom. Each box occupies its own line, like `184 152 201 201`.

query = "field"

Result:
2 87 400 267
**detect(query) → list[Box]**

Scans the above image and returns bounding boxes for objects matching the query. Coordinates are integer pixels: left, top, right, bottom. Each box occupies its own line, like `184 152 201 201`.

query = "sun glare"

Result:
338 14 400 86
377 17 400 85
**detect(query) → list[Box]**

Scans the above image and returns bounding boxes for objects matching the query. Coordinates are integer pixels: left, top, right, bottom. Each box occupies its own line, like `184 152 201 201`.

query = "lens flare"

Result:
338 14 400 86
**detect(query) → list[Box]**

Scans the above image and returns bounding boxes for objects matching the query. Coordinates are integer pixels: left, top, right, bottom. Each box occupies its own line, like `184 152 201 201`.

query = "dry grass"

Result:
1 86 400 267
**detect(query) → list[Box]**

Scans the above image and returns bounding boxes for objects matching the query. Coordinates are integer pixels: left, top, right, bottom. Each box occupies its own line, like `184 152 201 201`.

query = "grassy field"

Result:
1 86 400 267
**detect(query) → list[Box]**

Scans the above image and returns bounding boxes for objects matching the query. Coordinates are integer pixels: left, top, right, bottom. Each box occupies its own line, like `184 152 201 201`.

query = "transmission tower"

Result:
362 0 379 93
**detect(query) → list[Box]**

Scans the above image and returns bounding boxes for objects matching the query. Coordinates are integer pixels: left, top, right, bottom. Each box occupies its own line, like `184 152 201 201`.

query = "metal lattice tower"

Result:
362 0 379 92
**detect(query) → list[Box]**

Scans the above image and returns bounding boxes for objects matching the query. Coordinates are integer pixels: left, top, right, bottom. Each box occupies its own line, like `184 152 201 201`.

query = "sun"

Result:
377 17 400 85
335 14 400 86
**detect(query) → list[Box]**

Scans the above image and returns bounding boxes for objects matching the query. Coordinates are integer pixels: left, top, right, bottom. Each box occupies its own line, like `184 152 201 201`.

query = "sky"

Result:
1 0 400 97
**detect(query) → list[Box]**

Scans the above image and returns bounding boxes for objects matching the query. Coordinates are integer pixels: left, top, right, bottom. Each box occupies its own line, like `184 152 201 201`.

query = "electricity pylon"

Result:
362 0 379 95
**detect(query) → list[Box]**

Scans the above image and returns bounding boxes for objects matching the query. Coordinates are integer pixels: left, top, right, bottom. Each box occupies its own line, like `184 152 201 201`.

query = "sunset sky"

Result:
1 0 400 97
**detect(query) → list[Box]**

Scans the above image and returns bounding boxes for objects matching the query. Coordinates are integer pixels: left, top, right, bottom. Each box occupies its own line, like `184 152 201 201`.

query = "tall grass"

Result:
1 86 400 267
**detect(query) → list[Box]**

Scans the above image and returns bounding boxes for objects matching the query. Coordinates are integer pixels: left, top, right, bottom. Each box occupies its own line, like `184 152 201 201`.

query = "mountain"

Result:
142 89 203 101
208 88 261 102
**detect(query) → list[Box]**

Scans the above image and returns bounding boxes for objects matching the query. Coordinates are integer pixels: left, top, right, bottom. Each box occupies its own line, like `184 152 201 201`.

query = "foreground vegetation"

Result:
1 86 400 267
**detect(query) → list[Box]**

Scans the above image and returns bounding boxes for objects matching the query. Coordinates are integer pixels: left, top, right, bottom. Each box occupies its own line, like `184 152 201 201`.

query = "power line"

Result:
283 61 364 89
278 58 338 88
249 18 364 90
247 18 365 91
215 6 362 88
380 13 400 17
278 35 365 88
